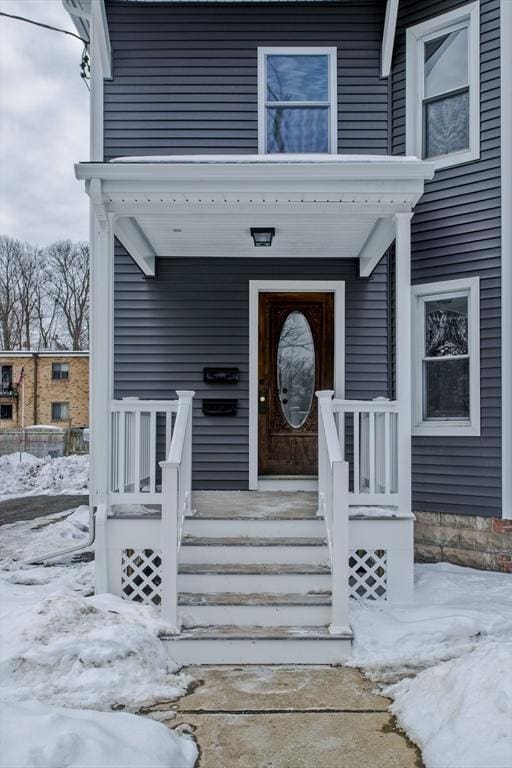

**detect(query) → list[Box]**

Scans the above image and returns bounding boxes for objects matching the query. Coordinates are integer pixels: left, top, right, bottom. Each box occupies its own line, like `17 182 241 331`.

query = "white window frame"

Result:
412 277 480 436
406 2 480 170
257 47 338 155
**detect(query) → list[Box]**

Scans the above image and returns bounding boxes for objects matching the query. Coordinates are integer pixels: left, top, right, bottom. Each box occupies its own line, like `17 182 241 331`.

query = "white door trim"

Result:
249 280 345 490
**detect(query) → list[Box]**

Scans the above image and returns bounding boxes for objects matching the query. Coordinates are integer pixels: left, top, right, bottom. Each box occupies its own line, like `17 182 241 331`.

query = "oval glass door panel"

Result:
277 311 316 428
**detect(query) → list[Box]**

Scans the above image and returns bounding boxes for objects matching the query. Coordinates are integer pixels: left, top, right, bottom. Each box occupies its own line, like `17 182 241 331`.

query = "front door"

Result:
258 292 334 476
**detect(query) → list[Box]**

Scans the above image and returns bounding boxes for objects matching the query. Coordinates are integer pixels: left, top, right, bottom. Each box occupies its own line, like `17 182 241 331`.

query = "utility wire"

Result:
0 11 89 44
0 11 91 88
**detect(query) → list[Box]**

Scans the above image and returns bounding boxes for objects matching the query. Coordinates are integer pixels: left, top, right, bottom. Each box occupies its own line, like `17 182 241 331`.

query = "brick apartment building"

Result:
0 352 89 429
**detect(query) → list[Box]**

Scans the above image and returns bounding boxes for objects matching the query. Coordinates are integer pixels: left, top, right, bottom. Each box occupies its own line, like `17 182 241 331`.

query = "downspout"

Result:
23 507 97 566
33 353 38 424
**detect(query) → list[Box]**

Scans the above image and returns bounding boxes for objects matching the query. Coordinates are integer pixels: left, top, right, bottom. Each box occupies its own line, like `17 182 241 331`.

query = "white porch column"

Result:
395 212 412 514
394 212 414 602
90 207 114 511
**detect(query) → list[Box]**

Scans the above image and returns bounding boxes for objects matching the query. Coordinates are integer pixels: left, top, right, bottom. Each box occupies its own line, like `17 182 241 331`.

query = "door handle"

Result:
258 391 267 413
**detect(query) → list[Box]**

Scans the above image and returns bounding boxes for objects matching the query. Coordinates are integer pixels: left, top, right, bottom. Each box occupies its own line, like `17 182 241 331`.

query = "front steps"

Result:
162 625 353 665
105 491 415 663
165 491 352 663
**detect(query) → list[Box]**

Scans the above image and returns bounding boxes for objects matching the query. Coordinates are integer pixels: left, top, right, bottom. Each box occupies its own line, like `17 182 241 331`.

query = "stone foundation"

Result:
414 512 512 572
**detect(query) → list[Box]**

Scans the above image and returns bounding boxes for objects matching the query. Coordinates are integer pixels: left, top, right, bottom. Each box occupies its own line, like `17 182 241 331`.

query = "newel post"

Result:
176 390 195 516
330 459 350 634
316 390 335 517
160 459 179 631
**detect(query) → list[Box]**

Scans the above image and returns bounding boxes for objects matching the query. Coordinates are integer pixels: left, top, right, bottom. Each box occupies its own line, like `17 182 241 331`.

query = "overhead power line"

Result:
0 11 90 89
0 12 89 44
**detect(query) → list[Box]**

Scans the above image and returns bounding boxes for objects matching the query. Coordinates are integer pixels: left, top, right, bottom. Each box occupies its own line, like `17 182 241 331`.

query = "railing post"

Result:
176 391 195 515
160 460 179 631
316 391 335 517
330 460 350 634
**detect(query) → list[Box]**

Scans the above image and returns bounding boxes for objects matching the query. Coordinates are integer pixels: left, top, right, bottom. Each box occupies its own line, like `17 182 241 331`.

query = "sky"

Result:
0 0 89 246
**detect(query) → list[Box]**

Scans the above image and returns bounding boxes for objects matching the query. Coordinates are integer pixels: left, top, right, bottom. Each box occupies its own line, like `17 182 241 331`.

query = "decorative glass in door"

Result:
277 311 316 428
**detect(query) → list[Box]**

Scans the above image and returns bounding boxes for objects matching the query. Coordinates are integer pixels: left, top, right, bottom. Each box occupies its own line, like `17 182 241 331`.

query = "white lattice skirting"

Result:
349 549 387 599
120 547 391 604
121 548 162 605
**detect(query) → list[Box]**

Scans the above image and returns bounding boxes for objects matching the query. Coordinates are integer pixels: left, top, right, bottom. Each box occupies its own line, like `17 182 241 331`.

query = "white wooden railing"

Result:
110 397 179 504
107 392 195 628
331 397 400 506
317 391 350 634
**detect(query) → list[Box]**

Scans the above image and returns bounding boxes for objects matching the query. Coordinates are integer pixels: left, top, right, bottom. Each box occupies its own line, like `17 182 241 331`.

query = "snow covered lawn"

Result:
351 563 512 768
0 498 510 768
0 506 197 768
0 452 89 501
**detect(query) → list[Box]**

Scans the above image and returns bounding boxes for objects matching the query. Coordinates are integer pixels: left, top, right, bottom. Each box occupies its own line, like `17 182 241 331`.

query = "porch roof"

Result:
76 154 434 277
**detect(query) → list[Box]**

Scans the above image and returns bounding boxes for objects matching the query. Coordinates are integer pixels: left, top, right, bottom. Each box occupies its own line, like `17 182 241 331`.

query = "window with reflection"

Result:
406 2 479 169
259 49 336 154
423 295 469 419
412 278 480 436
423 27 470 159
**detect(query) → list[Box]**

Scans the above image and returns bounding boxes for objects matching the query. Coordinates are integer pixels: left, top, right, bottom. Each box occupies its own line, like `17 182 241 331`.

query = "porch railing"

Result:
110 397 179 504
317 392 350 633
109 392 194 629
331 397 400 506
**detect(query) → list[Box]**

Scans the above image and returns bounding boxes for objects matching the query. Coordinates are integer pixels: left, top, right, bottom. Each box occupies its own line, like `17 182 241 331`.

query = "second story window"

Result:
406 2 479 170
258 48 337 154
1 365 13 394
52 362 70 380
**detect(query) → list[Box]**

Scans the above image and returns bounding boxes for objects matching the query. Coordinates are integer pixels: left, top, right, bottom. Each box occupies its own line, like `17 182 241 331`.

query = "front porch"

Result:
80 155 433 662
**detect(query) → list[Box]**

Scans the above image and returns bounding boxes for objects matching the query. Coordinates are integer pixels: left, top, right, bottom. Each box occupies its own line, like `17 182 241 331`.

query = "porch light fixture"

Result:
250 227 275 247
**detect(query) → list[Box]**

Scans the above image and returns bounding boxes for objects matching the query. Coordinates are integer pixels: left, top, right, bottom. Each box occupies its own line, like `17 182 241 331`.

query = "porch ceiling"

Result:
76 155 434 276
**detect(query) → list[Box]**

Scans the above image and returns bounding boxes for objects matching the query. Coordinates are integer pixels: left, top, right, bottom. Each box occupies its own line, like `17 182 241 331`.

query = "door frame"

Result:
249 280 345 490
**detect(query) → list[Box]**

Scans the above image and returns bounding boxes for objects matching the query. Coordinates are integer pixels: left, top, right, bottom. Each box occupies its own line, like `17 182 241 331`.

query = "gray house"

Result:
64 0 510 663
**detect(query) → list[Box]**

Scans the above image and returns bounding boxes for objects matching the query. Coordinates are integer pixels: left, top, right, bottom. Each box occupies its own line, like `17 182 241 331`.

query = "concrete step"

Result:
178 562 331 593
163 624 353 665
180 536 329 565
179 591 332 626
184 516 323 538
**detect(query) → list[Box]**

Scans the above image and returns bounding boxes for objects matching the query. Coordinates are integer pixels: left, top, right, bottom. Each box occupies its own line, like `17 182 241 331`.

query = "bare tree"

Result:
45 240 90 350
0 236 23 349
16 244 42 349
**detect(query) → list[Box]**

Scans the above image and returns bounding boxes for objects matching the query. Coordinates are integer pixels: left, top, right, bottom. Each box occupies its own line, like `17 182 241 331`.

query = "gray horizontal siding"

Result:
393 0 501 517
104 0 388 159
114 251 390 489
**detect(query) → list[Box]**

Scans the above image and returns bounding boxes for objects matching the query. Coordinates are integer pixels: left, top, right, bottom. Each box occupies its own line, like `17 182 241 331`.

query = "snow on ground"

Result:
0 506 197 768
351 563 512 768
2 701 197 768
0 452 89 501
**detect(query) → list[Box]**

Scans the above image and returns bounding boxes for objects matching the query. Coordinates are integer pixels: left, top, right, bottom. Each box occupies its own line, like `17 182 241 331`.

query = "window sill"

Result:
412 421 480 437
427 146 480 172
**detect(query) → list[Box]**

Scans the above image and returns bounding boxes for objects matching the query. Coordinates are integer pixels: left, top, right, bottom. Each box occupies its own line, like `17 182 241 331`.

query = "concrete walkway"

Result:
0 495 88 526
145 666 423 768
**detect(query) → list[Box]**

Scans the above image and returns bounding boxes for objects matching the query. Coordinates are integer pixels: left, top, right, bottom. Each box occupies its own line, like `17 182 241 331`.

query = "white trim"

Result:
501 0 512 518
115 217 156 276
249 280 345 490
257 47 338 155
412 277 480 437
381 0 399 77
358 216 396 277
406 1 480 171
89 1 111 161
